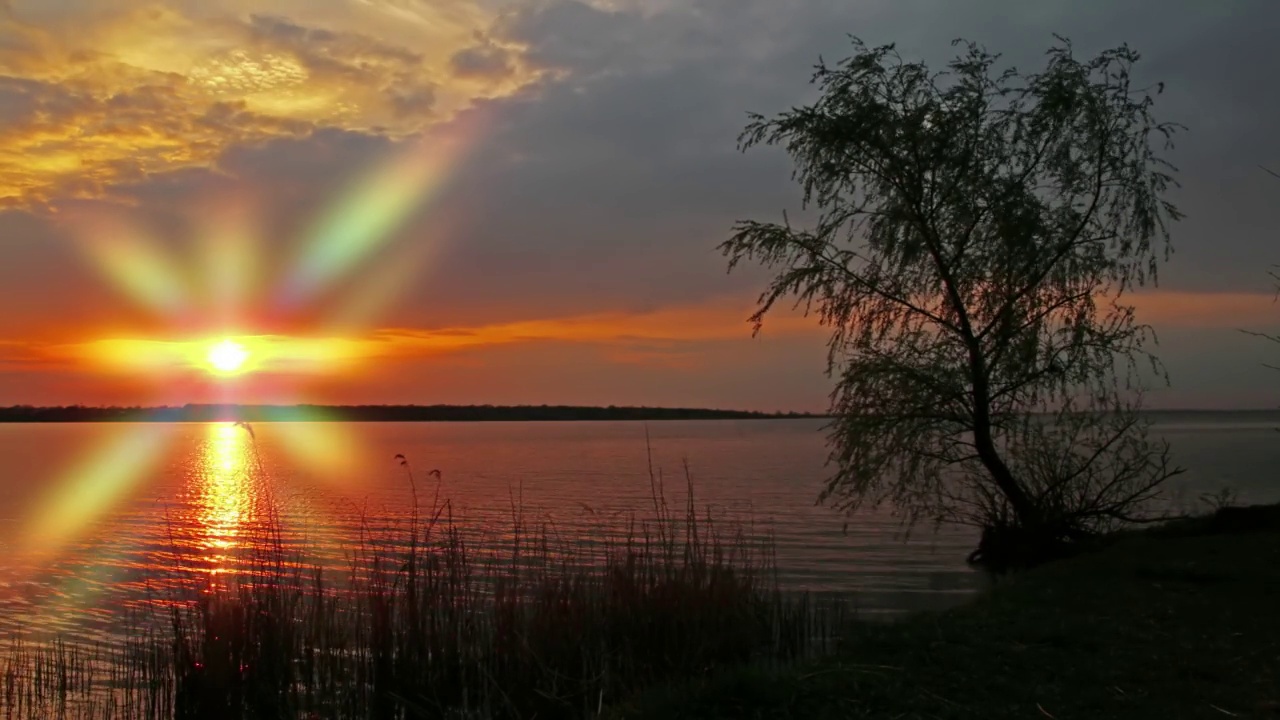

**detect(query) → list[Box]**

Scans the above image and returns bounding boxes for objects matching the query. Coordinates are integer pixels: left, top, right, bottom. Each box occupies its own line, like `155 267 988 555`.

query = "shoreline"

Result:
0 406 1275 424
618 505 1280 718
0 404 831 424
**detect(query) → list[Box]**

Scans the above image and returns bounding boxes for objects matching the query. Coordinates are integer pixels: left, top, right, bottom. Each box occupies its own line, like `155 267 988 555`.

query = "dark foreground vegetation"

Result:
0 404 823 424
6 499 1276 720
621 505 1280 720
0 473 845 720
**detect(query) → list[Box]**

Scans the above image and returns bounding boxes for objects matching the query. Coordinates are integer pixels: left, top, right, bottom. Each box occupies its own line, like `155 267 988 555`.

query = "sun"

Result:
207 339 250 375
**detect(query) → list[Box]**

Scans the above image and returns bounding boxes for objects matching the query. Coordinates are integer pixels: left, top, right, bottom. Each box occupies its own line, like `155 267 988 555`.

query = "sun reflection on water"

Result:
195 424 257 577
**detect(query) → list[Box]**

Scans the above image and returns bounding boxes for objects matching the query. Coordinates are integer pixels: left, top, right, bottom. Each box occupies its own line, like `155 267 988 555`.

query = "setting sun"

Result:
207 339 250 375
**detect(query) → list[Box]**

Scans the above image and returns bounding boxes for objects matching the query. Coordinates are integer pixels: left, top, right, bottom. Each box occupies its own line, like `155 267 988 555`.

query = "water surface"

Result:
0 414 1276 644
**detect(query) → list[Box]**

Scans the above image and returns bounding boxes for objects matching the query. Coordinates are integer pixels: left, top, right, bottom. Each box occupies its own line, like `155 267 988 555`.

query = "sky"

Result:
0 0 1277 411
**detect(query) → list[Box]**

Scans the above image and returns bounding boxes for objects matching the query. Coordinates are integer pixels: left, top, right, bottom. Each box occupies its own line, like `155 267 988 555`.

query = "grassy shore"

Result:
615 505 1280 719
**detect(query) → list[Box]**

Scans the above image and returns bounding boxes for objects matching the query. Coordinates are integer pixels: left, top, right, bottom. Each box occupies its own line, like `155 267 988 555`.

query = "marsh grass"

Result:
1 454 847 719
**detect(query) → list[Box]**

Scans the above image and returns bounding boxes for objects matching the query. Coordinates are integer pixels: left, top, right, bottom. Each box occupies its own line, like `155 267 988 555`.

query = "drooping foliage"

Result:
724 37 1186 554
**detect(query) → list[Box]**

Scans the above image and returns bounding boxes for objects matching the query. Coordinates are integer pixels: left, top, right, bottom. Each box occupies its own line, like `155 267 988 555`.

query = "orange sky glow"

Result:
1 0 1277 411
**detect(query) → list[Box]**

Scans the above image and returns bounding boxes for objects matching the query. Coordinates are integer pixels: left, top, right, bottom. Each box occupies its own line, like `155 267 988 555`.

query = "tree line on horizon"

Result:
0 404 825 423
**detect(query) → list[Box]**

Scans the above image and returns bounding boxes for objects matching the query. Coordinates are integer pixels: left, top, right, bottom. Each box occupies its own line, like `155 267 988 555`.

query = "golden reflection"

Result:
196 424 256 575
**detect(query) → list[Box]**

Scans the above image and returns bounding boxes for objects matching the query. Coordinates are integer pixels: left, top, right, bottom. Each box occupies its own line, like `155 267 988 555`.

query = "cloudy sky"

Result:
0 0 1276 411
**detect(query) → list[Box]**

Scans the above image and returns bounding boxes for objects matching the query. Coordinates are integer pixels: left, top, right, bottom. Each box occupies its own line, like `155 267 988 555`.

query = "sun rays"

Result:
62 110 492 379
19 110 494 590
20 424 178 562
278 119 483 311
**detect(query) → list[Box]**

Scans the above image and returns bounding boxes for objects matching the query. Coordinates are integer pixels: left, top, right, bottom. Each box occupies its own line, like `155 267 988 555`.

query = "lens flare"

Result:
272 420 368 483
59 111 495 405
66 213 191 319
279 113 489 308
79 334 376 378
324 239 436 332
21 425 175 561
207 338 250 375
197 199 259 326
25 106 506 643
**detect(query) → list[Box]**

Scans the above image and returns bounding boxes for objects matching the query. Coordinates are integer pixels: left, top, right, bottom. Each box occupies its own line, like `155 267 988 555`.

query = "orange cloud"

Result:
367 298 821 354
0 2 536 207
1129 290 1278 329
5 290 1272 387
6 296 816 378
0 339 52 371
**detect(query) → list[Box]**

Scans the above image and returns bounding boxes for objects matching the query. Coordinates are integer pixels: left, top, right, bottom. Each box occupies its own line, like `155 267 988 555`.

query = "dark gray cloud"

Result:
465 0 1277 291
390 87 438 119
449 39 515 80
406 0 1280 321
0 77 68 126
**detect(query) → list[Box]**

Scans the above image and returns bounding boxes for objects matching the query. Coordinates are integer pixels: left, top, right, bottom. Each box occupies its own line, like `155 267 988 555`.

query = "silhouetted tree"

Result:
1245 165 1279 371
723 36 1186 562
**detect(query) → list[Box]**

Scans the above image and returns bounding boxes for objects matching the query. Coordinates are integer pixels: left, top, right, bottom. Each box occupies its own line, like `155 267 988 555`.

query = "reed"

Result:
1 457 847 719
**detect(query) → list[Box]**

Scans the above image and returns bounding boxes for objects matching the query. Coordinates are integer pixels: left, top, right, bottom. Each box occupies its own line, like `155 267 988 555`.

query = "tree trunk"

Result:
972 418 1040 526
928 222 1044 532
966 339 1042 529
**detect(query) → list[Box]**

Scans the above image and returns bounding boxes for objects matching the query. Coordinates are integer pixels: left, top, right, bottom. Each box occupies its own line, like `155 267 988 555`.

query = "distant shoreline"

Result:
0 404 831 424
0 405 1272 424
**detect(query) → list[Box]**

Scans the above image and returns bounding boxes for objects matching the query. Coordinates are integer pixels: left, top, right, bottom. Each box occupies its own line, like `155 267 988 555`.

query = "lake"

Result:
0 413 1276 646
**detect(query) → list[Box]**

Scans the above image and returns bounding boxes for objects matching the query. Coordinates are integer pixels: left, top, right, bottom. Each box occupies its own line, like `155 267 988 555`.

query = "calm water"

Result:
0 414 1276 644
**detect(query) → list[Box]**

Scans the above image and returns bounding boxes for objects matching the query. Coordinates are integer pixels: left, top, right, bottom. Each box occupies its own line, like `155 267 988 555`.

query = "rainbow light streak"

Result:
197 200 258 327
279 115 487 308
68 214 191 319
6 538 155 646
325 239 435 332
63 111 498 394
21 424 175 562
270 420 367 485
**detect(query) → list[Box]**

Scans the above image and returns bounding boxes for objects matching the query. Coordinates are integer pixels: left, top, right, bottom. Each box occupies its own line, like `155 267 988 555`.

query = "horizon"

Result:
2 402 1275 416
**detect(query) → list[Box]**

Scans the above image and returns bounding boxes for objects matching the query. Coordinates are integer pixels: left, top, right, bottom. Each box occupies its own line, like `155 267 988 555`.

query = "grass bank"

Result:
616 505 1280 719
